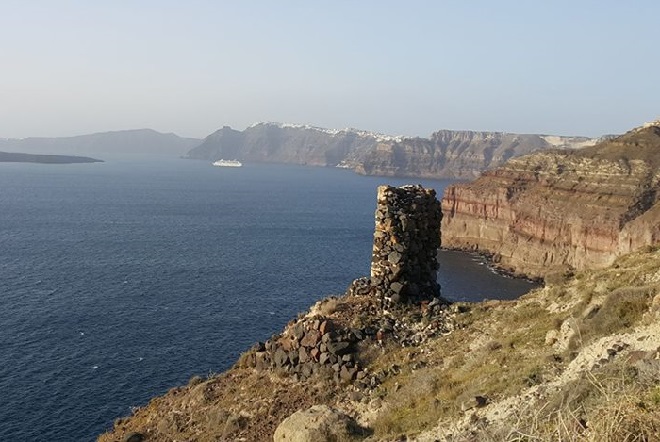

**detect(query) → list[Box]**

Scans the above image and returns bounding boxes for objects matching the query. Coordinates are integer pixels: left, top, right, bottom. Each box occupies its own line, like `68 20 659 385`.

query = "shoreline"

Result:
439 246 544 284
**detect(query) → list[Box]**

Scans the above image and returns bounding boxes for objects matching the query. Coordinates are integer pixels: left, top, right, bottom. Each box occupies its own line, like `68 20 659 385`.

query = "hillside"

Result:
441 121 660 278
96 122 660 441
185 122 599 179
99 246 660 441
0 129 200 156
99 162 660 441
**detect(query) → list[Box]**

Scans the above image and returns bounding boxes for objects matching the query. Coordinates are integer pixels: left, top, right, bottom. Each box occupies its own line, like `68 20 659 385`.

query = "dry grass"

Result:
99 249 660 442
368 249 660 441
368 297 563 438
439 365 660 442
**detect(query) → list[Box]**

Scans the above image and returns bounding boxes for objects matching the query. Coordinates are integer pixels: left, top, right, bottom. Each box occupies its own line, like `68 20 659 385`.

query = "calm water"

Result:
0 157 535 441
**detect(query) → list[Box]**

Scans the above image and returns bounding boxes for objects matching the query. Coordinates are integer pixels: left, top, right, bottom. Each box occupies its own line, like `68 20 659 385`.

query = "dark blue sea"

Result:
0 157 535 441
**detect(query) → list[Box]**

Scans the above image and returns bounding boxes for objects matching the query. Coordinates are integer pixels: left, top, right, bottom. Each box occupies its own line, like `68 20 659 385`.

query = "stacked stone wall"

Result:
370 185 442 305
239 185 447 389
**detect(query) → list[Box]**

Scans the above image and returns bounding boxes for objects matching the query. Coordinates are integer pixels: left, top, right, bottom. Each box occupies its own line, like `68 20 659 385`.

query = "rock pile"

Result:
370 185 442 306
239 316 374 386
237 185 449 389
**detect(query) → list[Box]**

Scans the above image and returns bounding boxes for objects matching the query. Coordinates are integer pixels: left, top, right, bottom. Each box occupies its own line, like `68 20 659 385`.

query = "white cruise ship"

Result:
212 159 242 167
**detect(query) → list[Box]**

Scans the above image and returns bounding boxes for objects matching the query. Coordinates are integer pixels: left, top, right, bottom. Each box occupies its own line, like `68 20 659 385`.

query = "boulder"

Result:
326 341 351 356
273 405 367 442
123 433 145 442
274 348 289 368
300 330 321 348
339 365 357 382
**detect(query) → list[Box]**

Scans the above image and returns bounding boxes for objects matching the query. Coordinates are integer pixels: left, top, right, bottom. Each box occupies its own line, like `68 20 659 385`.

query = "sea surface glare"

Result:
0 157 534 440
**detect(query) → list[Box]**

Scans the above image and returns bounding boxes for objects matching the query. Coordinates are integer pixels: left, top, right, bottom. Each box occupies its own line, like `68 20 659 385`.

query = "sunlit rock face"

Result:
441 123 660 279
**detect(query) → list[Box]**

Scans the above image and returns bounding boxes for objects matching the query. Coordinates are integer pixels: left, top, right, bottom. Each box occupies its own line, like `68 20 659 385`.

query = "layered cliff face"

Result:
185 122 599 178
441 122 660 278
356 131 597 179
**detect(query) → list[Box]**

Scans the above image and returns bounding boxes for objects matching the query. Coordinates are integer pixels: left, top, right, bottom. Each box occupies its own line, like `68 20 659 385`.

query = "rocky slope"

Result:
98 247 660 442
185 122 599 178
441 122 660 278
0 129 200 156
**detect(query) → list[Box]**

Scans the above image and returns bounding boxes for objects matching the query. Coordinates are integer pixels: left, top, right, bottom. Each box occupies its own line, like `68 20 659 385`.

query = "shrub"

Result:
585 286 654 335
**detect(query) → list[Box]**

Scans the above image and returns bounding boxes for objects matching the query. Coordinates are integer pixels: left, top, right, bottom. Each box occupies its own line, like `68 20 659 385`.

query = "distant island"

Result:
0 124 609 178
0 151 103 164
0 128 200 157
185 122 605 179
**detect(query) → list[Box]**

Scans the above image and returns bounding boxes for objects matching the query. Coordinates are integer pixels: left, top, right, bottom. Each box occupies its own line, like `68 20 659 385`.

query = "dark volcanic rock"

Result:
326 341 351 356
123 433 145 442
370 185 443 305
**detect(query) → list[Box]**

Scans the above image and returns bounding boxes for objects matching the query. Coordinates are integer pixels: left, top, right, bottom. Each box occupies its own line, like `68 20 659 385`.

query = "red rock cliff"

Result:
441 122 660 278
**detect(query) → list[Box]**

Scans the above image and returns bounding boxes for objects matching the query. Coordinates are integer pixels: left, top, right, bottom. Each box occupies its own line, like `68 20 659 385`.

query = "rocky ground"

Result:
100 247 660 442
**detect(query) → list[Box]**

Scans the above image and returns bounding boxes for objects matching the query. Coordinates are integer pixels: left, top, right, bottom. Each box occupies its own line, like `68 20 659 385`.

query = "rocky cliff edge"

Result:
441 121 660 279
99 247 660 441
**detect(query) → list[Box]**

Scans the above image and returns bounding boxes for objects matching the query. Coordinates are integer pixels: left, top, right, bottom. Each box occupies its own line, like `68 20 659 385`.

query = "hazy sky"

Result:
1 1 658 138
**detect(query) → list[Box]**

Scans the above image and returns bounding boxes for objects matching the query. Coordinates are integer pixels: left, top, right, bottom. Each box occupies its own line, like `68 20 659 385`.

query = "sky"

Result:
1 1 659 139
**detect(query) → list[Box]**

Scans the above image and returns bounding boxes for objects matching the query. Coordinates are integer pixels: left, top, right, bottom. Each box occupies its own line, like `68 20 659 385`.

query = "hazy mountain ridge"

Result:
0 129 200 156
0 124 601 176
186 123 600 178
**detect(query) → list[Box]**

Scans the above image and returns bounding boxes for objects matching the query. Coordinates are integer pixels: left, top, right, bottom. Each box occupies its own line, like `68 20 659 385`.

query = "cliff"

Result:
356 131 597 179
441 121 660 278
99 179 660 441
185 122 599 178
186 123 386 167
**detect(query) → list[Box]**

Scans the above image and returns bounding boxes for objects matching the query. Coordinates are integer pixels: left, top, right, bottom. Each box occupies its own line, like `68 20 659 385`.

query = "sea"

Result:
0 156 535 441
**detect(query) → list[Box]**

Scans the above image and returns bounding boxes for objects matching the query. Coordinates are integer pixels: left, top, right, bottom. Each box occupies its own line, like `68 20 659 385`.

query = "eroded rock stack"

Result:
370 185 442 305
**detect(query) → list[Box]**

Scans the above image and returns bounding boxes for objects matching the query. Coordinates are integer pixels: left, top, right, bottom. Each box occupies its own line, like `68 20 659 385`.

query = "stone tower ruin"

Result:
370 185 442 305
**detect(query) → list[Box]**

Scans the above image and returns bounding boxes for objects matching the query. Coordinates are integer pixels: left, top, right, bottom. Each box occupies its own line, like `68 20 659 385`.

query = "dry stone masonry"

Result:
370 185 442 305
241 316 372 385
237 184 448 389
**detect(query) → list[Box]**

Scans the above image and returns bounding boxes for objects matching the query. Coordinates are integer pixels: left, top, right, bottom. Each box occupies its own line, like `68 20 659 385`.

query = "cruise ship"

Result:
212 159 242 167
